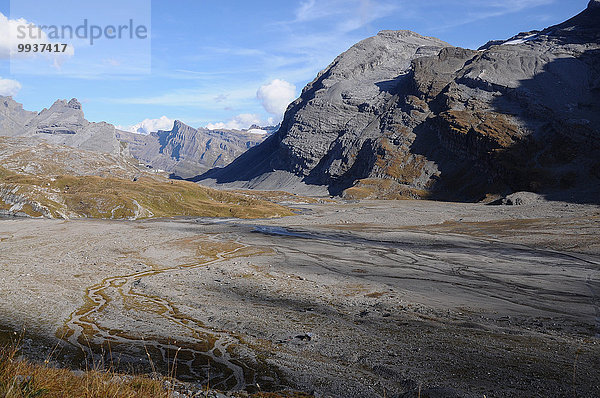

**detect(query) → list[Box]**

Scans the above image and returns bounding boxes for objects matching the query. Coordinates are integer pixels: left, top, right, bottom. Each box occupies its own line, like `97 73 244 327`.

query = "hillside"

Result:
0 136 291 219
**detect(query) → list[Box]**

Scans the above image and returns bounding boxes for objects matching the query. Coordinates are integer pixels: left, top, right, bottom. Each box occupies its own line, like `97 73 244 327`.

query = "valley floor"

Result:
0 199 599 397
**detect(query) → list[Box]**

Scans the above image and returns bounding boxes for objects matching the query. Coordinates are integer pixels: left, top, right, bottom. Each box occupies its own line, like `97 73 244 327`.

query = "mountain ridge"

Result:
0 96 127 156
116 119 271 179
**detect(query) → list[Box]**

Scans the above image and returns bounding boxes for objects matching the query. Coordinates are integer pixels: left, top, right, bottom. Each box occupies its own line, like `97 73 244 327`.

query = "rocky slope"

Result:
117 121 270 179
199 1 600 203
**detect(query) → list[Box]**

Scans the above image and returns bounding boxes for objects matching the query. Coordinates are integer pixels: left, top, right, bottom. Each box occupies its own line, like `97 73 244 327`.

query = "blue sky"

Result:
0 0 590 133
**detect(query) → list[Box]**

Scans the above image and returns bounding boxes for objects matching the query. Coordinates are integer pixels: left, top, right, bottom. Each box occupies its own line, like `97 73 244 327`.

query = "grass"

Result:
0 166 293 220
375 137 427 184
0 342 170 398
0 340 313 398
437 110 520 149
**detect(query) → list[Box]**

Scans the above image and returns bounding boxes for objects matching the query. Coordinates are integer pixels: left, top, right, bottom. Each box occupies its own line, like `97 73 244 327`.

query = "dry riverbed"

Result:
0 199 599 397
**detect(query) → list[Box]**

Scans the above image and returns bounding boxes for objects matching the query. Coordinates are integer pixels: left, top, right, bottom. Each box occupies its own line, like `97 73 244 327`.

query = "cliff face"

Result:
200 2 600 202
117 120 269 179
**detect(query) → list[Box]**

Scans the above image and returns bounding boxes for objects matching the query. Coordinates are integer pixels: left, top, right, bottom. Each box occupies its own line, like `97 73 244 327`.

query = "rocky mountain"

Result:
199 1 600 203
116 120 270 179
0 97 126 156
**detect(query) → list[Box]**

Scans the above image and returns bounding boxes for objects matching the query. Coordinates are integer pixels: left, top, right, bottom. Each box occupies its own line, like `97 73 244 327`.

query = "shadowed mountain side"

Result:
194 133 279 183
405 49 600 204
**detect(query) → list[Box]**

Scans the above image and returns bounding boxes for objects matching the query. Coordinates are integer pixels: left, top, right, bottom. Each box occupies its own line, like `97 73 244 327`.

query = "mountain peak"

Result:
172 120 193 132
589 0 600 9
48 98 83 113
68 98 82 110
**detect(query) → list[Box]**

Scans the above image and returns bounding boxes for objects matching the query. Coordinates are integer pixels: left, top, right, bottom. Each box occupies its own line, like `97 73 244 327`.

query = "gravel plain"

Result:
0 199 599 397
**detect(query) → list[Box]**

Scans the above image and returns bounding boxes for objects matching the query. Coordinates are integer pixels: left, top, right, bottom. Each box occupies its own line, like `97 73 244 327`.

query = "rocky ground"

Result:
0 199 599 397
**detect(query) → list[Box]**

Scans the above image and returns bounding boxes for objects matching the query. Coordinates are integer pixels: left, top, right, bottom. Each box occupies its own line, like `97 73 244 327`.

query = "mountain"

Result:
0 97 126 156
198 1 600 202
116 120 270 179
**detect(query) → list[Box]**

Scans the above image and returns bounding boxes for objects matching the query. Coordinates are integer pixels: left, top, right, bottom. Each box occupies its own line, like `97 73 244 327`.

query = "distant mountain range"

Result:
0 97 287 219
117 121 274 179
0 96 274 179
198 1 600 203
2 1 598 204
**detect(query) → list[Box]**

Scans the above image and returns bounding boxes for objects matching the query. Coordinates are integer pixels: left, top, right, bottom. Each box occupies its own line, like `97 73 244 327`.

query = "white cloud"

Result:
206 114 264 130
247 128 269 135
0 77 22 96
257 79 296 117
117 116 174 135
0 12 74 60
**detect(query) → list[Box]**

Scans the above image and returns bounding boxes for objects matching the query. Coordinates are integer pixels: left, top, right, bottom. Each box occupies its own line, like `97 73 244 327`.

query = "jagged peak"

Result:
1 96 21 107
50 99 68 107
47 98 83 112
68 98 82 110
172 120 192 130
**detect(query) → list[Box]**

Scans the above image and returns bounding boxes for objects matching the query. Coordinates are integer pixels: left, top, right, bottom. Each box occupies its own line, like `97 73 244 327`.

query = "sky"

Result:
0 0 590 134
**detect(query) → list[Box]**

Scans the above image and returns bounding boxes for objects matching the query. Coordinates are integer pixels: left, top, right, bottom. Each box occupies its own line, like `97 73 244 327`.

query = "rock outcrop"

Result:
199 3 600 202
116 120 270 179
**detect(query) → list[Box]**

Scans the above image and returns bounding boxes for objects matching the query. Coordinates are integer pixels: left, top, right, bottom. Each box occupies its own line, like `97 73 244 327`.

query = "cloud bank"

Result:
206 113 266 130
118 116 174 135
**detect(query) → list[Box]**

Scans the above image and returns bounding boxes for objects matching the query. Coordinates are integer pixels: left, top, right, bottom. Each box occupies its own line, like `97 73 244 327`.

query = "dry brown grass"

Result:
0 341 313 398
375 137 427 183
0 166 293 219
437 110 520 149
0 343 170 398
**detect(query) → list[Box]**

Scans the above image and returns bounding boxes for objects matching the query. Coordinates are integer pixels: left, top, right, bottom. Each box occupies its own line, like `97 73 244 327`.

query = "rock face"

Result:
0 97 126 156
116 120 270 179
200 3 600 202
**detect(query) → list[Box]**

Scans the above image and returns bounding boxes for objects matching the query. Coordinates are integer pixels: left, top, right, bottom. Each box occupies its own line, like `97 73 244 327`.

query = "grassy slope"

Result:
0 166 292 219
